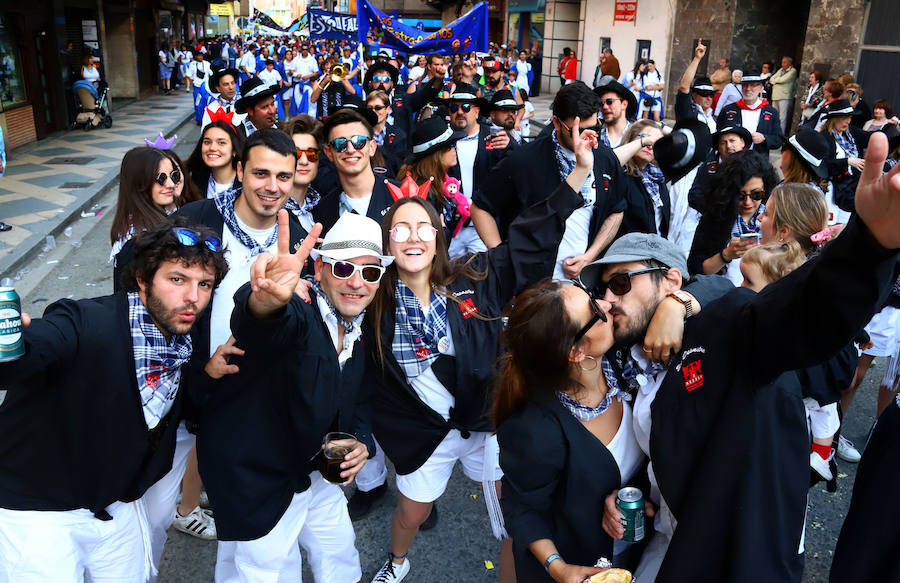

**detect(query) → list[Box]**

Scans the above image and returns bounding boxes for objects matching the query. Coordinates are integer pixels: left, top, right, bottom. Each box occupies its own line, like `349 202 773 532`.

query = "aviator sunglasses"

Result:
172 227 223 252
155 169 182 186
322 257 385 284
327 135 370 153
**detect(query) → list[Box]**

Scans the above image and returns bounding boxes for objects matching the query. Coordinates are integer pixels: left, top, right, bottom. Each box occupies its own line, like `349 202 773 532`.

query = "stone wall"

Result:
664 0 738 119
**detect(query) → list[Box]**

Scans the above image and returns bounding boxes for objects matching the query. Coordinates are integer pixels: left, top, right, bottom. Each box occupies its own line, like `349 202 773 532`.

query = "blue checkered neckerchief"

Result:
373 126 386 146
128 292 192 430
640 163 666 211
833 130 858 158
618 348 668 393
283 186 321 228
392 280 449 379
731 203 765 238
555 356 631 421
214 187 279 257
551 129 594 204
886 158 899 171
308 278 363 334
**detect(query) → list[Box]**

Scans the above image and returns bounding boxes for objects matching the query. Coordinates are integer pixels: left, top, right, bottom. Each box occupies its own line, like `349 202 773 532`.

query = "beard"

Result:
144 284 198 338
609 297 661 348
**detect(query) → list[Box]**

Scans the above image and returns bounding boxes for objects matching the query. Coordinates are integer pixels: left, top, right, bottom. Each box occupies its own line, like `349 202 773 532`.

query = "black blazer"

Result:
620 173 671 238
365 181 586 475
0 293 184 519
824 126 870 212
686 151 720 212
194 285 374 541
651 216 900 583
717 102 784 151
473 130 627 242
449 124 518 200
498 395 625 581
380 122 409 173
313 171 395 232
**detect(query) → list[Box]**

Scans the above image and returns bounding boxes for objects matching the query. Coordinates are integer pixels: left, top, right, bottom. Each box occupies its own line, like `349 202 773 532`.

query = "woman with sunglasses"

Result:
367 90 408 173
618 119 669 237
186 121 243 199
366 119 599 583
687 150 779 284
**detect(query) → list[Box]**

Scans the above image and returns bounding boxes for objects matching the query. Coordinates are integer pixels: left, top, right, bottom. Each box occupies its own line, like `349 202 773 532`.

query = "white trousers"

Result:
0 500 152 583
215 472 361 583
141 421 196 578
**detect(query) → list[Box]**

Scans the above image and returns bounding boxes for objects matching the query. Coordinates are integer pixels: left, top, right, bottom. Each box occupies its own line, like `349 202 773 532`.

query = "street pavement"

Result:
3 96 885 583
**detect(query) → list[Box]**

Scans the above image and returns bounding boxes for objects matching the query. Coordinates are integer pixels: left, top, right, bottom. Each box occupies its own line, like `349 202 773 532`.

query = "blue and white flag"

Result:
308 9 358 40
358 0 488 54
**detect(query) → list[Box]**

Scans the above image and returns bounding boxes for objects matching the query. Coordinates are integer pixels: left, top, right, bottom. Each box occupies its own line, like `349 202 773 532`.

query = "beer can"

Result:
616 487 645 543
0 287 25 362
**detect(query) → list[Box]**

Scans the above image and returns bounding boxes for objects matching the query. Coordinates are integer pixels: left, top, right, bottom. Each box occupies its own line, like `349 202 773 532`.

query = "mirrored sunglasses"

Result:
322 257 385 283
173 227 223 252
296 147 320 161
328 135 370 153
449 103 473 114
390 224 438 243
372 75 392 83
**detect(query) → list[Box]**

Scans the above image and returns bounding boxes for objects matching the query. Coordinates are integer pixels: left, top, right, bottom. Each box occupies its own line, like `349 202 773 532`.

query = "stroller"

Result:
71 80 112 131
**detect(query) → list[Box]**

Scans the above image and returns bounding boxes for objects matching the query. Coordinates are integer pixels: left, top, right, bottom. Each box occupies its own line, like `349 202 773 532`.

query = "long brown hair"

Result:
493 280 582 427
397 148 451 210
110 147 200 244
368 197 489 368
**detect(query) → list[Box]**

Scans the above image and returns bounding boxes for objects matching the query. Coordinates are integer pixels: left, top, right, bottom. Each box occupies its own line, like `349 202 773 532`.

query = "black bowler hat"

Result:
333 94 379 128
652 118 713 183
822 99 855 120
711 125 753 149
784 130 830 179
209 67 240 91
741 70 765 83
593 75 638 120
488 89 524 111
363 61 399 90
235 77 280 113
691 76 714 96
404 116 467 164
439 82 490 109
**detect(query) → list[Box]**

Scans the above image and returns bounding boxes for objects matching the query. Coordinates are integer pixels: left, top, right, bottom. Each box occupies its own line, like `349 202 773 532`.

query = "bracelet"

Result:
544 553 562 572
719 249 731 263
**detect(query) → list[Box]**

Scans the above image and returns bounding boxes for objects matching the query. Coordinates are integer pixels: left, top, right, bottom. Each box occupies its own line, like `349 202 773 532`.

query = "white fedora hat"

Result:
309 213 394 267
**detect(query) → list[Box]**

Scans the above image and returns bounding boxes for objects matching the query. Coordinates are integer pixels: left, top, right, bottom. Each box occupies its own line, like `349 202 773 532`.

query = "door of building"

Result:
857 0 900 112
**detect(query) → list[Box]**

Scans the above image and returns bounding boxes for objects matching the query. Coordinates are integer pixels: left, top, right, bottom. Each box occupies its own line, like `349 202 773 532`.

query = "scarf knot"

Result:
392 281 449 379
214 186 279 257
556 356 631 421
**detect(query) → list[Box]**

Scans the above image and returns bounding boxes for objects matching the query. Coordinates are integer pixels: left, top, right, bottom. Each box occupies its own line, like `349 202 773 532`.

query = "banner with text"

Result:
308 9 358 40
252 8 286 32
358 0 488 54
614 1 637 23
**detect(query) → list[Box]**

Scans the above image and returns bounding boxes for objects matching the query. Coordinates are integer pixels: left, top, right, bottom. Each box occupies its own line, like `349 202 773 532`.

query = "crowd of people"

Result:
0 30 899 583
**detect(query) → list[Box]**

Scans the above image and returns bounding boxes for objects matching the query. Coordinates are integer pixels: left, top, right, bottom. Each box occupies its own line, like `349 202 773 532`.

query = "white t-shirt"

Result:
521 101 534 138
409 66 425 82
552 144 595 280
455 136 479 200
643 70 664 98
187 60 212 86
208 218 277 356
240 52 257 75
296 55 320 80
407 318 456 420
257 68 282 88
207 175 233 199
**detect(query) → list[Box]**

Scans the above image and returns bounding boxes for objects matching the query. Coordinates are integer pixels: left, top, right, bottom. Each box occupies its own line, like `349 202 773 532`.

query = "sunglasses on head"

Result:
570 279 607 343
390 224 438 243
738 190 766 202
322 257 385 284
327 135 370 152
372 74 392 84
296 147 319 161
596 267 669 296
155 169 182 186
449 103 473 114
173 227 223 252
368 104 388 112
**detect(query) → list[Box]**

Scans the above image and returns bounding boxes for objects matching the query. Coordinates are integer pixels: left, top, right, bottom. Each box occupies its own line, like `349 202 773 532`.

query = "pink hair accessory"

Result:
143 132 177 150
810 224 844 244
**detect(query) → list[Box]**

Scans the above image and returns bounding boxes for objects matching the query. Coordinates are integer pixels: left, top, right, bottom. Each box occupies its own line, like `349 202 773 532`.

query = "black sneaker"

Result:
0 222 11 232
419 503 438 531
347 483 387 520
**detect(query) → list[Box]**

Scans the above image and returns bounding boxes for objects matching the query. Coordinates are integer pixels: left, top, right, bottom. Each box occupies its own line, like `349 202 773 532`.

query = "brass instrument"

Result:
321 64 346 89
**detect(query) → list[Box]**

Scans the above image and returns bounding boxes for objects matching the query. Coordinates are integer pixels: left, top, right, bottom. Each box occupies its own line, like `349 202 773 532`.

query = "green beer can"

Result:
616 487 645 542
0 287 25 362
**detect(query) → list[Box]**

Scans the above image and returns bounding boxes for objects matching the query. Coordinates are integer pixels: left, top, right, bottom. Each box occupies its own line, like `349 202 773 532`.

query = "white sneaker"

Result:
836 435 861 463
199 490 211 509
810 452 834 481
173 506 217 540
371 556 410 583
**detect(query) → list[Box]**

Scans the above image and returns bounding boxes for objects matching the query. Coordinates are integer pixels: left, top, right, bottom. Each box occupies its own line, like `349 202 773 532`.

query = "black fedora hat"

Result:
235 77 280 114
333 94 379 128
882 124 900 153
784 130 830 179
363 61 399 90
404 116 467 164
711 125 753 149
822 99 855 119
740 70 765 83
209 67 240 91
439 82 490 110
593 75 638 120
691 76 714 95
653 118 713 183
488 89 524 111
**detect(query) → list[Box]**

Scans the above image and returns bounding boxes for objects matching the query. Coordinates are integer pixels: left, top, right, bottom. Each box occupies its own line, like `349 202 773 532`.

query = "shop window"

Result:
0 15 27 109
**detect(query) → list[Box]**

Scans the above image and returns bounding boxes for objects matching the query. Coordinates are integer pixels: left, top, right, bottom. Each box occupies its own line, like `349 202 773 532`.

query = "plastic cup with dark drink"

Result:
321 432 357 484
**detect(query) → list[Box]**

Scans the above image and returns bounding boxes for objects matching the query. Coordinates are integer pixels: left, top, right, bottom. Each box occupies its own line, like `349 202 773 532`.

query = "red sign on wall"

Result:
614 1 637 23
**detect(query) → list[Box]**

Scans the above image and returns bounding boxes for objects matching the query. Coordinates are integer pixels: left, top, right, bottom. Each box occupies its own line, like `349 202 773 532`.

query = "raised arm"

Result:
679 39 707 94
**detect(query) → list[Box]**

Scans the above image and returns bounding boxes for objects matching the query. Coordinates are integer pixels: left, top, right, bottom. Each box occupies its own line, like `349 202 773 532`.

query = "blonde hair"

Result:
622 119 663 177
743 240 806 286
820 116 850 136
766 183 828 254
366 90 391 107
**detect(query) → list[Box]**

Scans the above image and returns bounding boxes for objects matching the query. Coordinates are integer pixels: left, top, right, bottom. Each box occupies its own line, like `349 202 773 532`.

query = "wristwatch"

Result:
668 290 694 320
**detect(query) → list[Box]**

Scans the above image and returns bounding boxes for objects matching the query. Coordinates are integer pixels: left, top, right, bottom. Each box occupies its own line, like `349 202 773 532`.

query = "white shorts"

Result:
863 305 899 357
0 500 153 583
448 224 487 259
396 430 501 503
215 472 360 583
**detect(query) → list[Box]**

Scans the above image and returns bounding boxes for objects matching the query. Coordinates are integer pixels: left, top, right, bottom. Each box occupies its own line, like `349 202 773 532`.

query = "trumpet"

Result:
320 64 347 89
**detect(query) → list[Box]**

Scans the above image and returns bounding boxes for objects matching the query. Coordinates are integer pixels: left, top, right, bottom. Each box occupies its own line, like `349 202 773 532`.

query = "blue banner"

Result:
308 9 358 40
358 0 489 54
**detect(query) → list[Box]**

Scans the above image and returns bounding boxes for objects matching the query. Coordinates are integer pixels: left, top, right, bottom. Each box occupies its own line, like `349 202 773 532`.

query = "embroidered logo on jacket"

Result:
678 347 706 392
763 113 772 122
459 298 478 319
